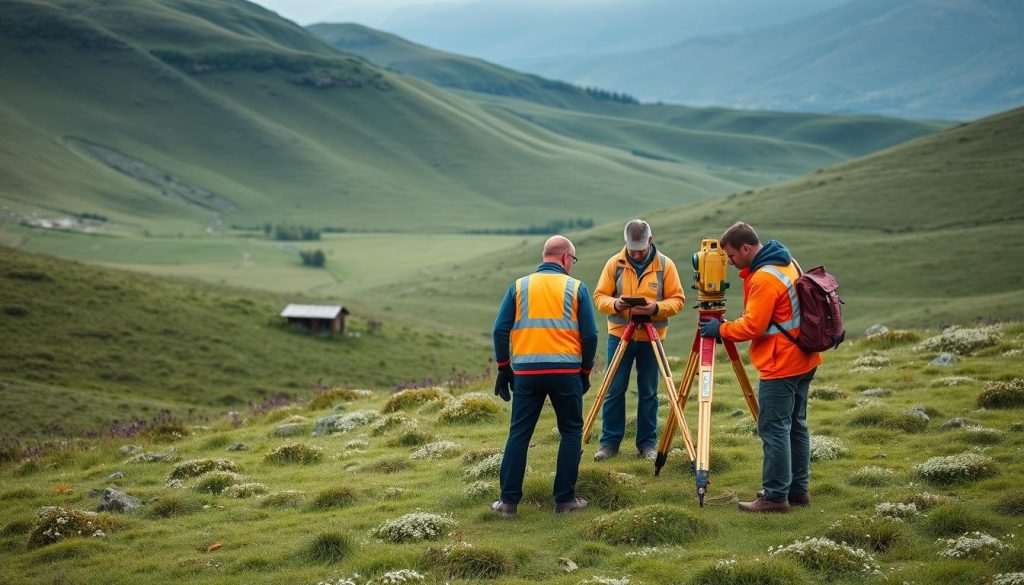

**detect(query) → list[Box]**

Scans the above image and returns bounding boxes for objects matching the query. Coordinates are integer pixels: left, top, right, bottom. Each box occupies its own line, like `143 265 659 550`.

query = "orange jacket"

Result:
720 261 821 379
593 246 685 341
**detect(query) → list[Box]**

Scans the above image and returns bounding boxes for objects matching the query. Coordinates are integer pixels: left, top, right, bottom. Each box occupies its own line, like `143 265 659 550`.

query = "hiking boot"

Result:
490 500 517 517
593 446 618 461
757 490 810 507
637 447 657 461
554 497 588 514
738 494 790 513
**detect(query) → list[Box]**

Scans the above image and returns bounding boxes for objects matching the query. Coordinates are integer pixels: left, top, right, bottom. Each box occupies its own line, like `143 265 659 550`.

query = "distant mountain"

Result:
375 0 848 63
526 0 1024 120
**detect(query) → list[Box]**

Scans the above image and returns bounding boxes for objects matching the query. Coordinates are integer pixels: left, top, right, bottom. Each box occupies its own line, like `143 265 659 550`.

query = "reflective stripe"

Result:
761 266 801 335
614 266 624 297
513 276 579 331
655 253 666 301
515 318 579 331
511 353 581 364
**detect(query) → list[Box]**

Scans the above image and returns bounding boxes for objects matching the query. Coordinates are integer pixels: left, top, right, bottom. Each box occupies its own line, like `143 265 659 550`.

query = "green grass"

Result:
0 322 1022 583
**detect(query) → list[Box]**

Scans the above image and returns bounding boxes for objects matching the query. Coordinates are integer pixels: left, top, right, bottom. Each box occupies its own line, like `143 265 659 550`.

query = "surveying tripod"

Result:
653 288 759 507
581 316 697 465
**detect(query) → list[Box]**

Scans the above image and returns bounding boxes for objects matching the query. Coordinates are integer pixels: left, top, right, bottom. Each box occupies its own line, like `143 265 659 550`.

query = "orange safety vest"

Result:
510 272 583 371
593 248 685 341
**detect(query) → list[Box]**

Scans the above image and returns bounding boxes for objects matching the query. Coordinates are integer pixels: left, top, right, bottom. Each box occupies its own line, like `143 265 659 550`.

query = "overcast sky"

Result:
251 0 596 26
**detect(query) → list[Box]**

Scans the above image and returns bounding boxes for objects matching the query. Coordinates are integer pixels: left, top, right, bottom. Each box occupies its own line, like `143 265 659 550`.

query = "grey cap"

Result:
624 219 651 251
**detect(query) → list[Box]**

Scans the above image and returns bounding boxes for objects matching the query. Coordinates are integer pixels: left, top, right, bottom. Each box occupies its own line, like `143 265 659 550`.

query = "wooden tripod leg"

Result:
655 330 700 474
724 338 758 422
582 322 636 445
646 324 696 465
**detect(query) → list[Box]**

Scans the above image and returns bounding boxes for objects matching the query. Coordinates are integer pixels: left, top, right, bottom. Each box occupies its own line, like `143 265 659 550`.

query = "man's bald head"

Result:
542 235 574 260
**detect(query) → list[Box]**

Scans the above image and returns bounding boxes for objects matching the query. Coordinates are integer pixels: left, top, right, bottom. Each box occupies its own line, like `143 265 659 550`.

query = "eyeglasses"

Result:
565 252 578 265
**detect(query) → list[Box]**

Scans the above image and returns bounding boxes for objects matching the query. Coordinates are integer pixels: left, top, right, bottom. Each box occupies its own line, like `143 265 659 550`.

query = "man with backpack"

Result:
699 222 822 513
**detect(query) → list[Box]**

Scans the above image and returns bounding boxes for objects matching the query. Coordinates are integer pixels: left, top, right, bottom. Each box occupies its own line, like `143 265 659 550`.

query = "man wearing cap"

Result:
491 235 598 516
592 220 685 461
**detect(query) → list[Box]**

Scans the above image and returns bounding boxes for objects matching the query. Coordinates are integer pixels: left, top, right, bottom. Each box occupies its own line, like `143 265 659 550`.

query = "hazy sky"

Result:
252 0 595 26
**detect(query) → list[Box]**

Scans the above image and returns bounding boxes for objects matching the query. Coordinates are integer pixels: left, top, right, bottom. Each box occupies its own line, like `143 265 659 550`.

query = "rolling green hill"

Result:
0 245 493 437
368 106 1024 356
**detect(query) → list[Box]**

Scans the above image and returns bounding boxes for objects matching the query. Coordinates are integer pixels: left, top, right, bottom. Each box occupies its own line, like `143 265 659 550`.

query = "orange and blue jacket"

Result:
719 240 822 380
593 245 685 342
493 262 598 375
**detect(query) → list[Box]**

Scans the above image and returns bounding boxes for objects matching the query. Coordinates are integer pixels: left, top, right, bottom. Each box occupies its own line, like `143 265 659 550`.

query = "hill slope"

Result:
527 0 1024 120
371 106 1024 351
0 0 741 233
0 245 492 436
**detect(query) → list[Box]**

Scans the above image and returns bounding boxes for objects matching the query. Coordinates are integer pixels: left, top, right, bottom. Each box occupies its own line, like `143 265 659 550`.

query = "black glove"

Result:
494 365 513 402
699 317 723 341
580 370 591 394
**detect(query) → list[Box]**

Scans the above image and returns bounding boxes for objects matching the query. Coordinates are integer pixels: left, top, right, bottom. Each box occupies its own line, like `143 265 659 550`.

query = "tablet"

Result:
622 296 648 307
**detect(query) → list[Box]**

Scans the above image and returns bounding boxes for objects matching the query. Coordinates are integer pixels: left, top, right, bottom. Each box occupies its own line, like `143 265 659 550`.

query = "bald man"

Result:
491 235 598 516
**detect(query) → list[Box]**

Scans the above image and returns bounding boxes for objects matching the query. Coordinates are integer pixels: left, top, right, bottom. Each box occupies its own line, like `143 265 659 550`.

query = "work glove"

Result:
580 369 591 394
699 317 723 340
494 364 513 402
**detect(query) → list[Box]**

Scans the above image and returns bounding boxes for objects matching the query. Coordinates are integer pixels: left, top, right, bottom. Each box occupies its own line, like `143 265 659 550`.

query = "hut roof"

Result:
280 304 349 319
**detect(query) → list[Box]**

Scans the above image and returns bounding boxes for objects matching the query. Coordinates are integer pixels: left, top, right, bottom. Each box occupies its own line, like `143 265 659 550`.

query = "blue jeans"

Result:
599 334 659 451
757 368 816 502
499 373 583 505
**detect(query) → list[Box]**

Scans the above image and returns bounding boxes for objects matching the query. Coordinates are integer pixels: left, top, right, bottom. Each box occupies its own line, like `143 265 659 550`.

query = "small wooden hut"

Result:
280 304 349 336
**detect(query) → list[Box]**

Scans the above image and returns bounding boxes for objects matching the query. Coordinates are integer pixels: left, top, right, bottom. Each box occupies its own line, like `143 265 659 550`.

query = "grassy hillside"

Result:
535 0 1024 120
0 0 745 234
1 323 1023 584
0 246 493 437
366 106 1024 355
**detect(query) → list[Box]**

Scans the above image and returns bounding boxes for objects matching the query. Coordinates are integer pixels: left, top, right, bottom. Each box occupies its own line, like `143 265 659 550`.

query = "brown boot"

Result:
757 490 810 507
738 494 790 513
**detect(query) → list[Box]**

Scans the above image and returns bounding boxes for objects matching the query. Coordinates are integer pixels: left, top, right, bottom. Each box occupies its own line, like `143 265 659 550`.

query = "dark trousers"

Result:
757 368 816 502
499 373 583 505
600 334 659 450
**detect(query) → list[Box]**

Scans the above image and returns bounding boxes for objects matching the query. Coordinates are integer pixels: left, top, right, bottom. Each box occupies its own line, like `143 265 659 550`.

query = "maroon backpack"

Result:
769 264 846 352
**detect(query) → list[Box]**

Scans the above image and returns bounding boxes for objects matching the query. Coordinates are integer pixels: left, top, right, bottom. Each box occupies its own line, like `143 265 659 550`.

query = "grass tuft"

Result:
687 557 809 585
915 451 997 484
436 395 500 424
921 503 995 536
575 467 641 510
424 541 514 579
264 443 323 465
27 507 114 548
259 490 305 508
587 504 715 545
860 329 920 349
977 378 1024 408
193 470 244 494
382 387 449 413
387 428 433 447
849 407 928 432
309 486 358 510
309 387 373 410
848 465 899 487
304 531 351 564
993 492 1024 516
147 494 200 518
367 456 413 473
167 458 239 481
823 514 911 552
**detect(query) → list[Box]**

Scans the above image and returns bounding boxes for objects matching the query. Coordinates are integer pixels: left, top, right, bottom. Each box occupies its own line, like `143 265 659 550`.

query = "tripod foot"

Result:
696 470 709 507
654 452 667 476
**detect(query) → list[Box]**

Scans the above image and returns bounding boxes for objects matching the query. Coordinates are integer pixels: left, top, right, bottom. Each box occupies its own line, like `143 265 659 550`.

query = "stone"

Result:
226 442 249 452
118 445 142 455
905 406 930 423
865 324 890 336
930 352 957 366
860 388 894 397
271 423 306 437
107 471 125 481
97 488 141 514
558 557 579 573
940 417 969 430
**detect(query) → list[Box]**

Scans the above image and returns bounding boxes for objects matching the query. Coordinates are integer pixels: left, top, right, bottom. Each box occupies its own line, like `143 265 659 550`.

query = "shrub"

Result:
854 353 890 368
768 537 879 578
382 387 449 413
265 443 324 465
27 508 115 548
370 412 418 436
388 429 433 447
370 512 456 543
147 495 199 518
992 573 1024 585
936 532 1013 560
367 457 413 473
344 439 369 450
922 504 992 536
260 490 305 508
809 384 846 400
194 471 244 494
370 569 427 584
849 407 928 432
437 395 500 424
462 448 502 465
575 467 640 509
463 481 494 498
168 458 239 481
824 514 911 552
222 483 268 498
961 426 1005 444
931 376 977 388
463 453 503 480
917 325 1001 355
849 466 898 487
409 441 461 460
309 486 357 510
309 388 374 410
587 504 715 545
994 492 1024 516
424 541 513 579
125 451 174 464
875 502 921 519
862 329 920 349
916 451 997 484
687 557 809 585
305 532 352 563
809 435 847 461
978 379 1024 409
903 491 953 511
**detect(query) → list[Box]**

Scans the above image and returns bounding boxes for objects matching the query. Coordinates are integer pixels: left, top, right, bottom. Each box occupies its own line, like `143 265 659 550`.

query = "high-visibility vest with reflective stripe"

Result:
510 273 582 368
605 253 670 330
760 265 801 337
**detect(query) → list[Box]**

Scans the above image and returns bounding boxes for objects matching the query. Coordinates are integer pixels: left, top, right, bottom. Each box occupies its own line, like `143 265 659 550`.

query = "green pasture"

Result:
1 323 1022 584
